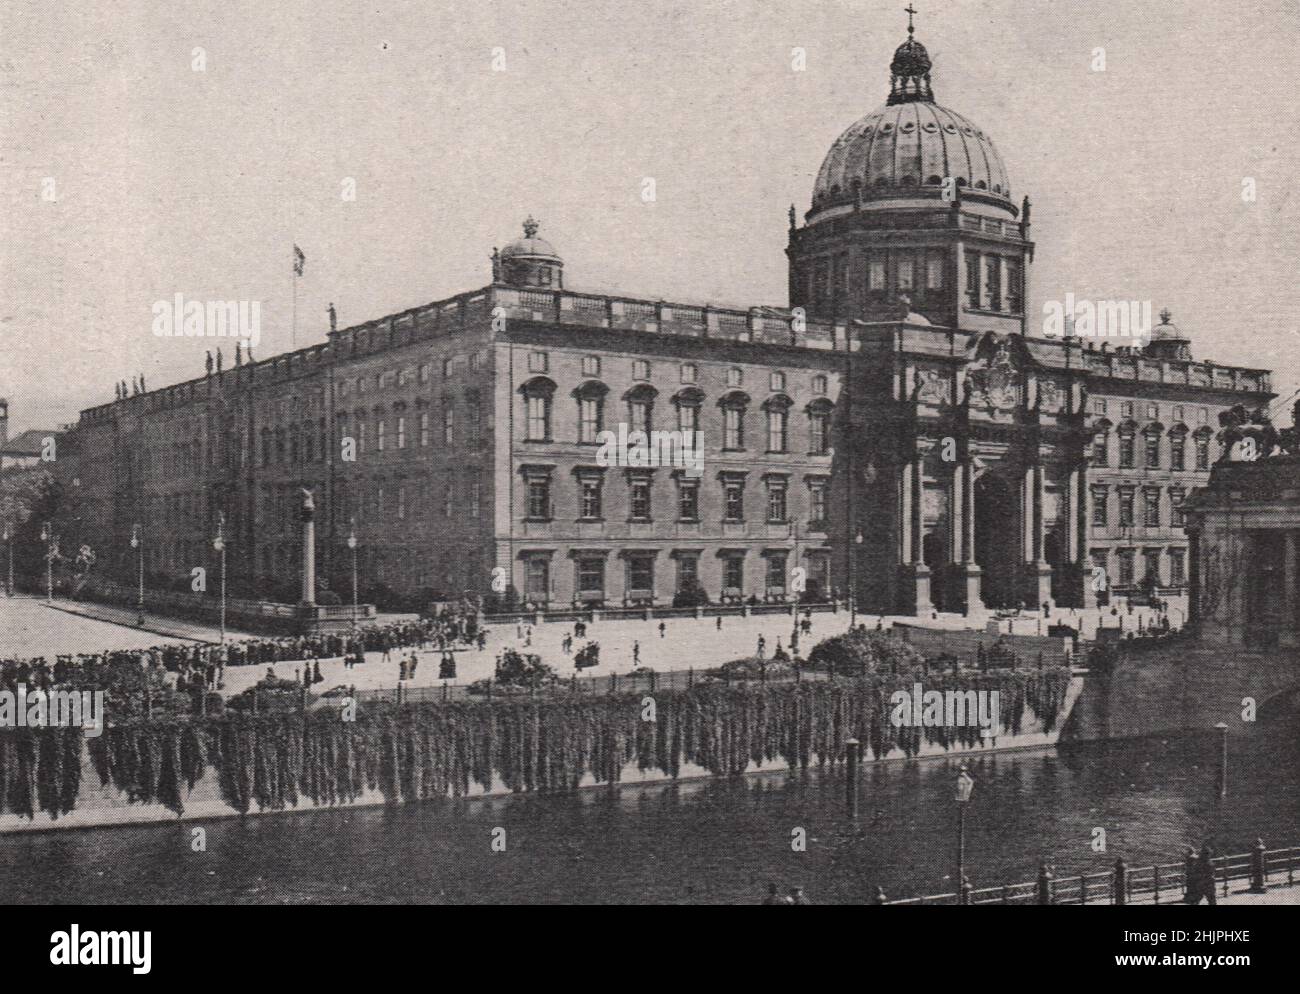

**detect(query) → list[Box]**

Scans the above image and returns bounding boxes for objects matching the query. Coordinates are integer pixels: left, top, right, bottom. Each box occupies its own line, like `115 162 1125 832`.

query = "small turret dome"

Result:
495 216 564 288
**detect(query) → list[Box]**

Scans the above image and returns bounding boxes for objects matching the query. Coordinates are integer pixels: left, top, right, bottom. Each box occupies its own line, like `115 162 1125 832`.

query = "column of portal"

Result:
899 461 913 566
963 460 976 564
911 456 925 565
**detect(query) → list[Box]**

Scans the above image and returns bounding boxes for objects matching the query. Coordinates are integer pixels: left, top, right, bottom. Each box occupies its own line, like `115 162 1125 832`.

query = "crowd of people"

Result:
0 606 486 697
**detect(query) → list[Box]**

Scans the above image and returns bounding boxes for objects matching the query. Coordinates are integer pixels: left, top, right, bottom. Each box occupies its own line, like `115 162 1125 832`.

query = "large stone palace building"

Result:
57 19 1273 615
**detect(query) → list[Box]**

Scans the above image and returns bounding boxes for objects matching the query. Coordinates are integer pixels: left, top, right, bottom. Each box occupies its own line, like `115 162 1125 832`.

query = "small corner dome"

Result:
501 216 562 263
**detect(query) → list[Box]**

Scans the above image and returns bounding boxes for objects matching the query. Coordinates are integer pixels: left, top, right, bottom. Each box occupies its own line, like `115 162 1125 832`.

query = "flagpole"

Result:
292 247 297 348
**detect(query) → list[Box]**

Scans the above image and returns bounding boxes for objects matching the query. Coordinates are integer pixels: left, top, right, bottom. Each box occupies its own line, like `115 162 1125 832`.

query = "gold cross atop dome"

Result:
905 3 918 35
522 216 539 238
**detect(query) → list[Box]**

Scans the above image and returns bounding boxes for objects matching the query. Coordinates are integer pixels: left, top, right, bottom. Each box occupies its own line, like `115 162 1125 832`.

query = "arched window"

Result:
624 383 658 435
1117 420 1137 469
519 376 556 442
1091 418 1112 466
806 398 834 455
718 391 751 451
1169 424 1188 471
573 380 609 443
672 386 704 435
763 394 793 453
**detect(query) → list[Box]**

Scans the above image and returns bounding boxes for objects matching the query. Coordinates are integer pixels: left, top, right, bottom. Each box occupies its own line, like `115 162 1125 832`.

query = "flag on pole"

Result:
293 244 305 277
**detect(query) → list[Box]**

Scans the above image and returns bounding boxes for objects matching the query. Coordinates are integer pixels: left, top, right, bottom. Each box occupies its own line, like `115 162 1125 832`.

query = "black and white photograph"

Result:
0 0 1296 967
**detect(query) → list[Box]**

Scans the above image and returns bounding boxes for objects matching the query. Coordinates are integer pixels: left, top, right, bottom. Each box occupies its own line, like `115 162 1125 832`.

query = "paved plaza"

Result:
1 593 1181 701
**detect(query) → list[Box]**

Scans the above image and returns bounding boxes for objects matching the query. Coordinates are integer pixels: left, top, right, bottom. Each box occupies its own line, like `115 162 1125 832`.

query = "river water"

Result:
2 716 1296 904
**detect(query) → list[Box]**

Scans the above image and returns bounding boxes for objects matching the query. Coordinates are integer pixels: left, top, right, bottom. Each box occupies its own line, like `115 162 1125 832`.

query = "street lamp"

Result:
347 517 358 630
212 512 227 643
2 520 12 597
850 530 864 627
130 523 144 625
40 522 55 604
1215 722 1229 798
955 764 976 904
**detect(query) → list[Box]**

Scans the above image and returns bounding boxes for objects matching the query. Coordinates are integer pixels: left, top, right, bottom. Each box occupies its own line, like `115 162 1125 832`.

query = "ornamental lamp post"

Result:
40 522 54 604
955 765 976 904
130 523 144 625
3 520 12 597
850 530 864 627
347 517 359 630
1215 722 1229 798
212 512 227 643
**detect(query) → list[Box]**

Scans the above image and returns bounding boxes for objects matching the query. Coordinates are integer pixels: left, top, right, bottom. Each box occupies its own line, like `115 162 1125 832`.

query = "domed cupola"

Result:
808 10 1012 219
493 216 564 289
1145 308 1193 361
786 9 1033 336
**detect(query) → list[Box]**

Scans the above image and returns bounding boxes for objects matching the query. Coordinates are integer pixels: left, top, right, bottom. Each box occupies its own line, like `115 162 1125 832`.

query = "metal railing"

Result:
880 841 1299 905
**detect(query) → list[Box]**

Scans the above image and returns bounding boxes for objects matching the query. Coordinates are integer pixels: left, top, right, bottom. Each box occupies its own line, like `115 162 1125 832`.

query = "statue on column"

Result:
491 247 501 282
205 350 214 376
328 303 337 333
235 341 243 366
300 487 315 519
216 348 223 373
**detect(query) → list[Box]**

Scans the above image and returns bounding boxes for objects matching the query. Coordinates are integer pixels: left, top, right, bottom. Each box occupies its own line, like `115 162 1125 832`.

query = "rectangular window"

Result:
767 482 787 523
770 371 786 391
1144 488 1161 527
526 559 549 600
1169 549 1186 585
1006 259 1022 313
727 367 743 387
677 554 699 591
1091 486 1109 527
897 257 915 292
813 374 828 395
964 251 980 307
442 358 453 378
1195 438 1210 470
582 355 601 377
419 363 430 384
926 253 944 290
397 416 406 449
1145 433 1160 469
1170 487 1186 527
767 410 787 452
678 480 699 521
677 403 698 435
766 554 787 593
419 412 429 447
467 400 481 447
630 399 651 434
680 363 697 384
1118 549 1135 586
809 481 828 526
1118 488 1135 528
985 257 1001 310
1198 407 1208 424
444 482 454 518
724 480 744 521
1119 434 1135 469
629 479 652 520
377 420 386 451
1173 405 1184 422
724 407 744 449
1144 549 1161 584
628 555 654 594
527 479 550 519
1121 401 1134 418
724 556 744 592
580 478 602 519
1093 398 1107 415
1170 435 1185 471
814 258 831 302
397 486 406 520
632 359 650 381
869 258 886 292
580 398 601 442
470 481 481 519
526 395 548 441
1093 432 1108 465
810 411 830 455
444 403 455 445
577 558 605 598
528 351 548 373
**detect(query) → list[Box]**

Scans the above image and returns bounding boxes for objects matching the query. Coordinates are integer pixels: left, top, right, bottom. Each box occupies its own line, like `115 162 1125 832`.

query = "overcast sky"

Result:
3 0 1297 433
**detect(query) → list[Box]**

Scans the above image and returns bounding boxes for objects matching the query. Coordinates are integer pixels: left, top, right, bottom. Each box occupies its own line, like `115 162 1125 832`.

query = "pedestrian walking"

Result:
658 621 666 639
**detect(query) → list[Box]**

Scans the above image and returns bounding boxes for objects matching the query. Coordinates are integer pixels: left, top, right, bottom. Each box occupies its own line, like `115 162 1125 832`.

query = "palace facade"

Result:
57 20 1273 615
